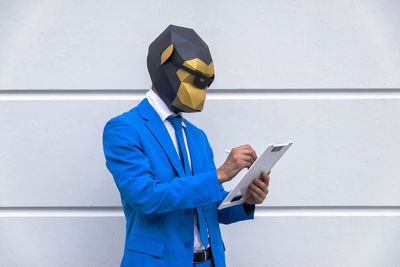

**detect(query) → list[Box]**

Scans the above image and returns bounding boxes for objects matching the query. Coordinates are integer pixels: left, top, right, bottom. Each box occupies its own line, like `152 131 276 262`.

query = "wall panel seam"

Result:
1 88 400 100
1 206 400 217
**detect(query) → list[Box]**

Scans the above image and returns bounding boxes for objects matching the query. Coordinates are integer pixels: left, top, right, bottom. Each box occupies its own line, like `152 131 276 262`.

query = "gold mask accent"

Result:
172 58 214 112
160 44 174 65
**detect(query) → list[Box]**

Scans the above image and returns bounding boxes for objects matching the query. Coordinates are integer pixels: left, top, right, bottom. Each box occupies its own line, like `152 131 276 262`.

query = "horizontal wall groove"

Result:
1 88 400 100
1 206 400 217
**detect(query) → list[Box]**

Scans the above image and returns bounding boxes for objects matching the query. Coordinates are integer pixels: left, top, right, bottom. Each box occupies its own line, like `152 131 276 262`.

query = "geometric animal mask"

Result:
147 24 214 113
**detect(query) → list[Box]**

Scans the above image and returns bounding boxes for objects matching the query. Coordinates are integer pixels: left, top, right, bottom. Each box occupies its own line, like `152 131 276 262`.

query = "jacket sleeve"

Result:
102 117 222 216
199 130 255 225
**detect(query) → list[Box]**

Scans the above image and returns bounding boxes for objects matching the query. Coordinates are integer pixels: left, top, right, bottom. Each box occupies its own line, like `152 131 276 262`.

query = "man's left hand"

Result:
244 170 270 205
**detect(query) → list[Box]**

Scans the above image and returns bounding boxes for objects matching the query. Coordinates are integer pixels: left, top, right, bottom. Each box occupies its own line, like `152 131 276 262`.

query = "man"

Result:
102 25 270 267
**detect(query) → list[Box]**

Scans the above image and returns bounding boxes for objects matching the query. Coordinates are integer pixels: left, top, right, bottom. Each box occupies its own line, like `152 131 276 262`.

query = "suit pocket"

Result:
126 233 166 258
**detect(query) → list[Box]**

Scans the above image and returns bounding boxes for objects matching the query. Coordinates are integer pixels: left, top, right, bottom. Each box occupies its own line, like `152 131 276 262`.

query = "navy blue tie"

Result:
166 115 209 248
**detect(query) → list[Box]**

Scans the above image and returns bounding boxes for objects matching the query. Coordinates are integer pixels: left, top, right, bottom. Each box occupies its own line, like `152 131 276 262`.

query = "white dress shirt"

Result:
146 89 210 252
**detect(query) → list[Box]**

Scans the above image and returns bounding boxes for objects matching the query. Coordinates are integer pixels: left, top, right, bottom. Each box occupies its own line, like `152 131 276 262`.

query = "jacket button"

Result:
184 209 192 215
184 241 191 248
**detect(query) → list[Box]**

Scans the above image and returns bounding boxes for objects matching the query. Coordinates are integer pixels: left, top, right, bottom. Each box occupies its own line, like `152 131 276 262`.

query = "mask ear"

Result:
160 44 174 65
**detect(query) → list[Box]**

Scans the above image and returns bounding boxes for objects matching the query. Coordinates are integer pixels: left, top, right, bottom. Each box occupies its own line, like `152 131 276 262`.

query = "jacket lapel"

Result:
137 98 185 177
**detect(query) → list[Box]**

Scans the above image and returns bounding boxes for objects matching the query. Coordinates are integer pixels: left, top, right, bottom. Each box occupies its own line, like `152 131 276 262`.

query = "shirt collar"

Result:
145 89 186 128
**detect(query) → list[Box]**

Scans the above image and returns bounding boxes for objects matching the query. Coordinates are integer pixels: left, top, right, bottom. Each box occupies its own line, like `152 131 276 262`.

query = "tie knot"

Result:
166 115 183 130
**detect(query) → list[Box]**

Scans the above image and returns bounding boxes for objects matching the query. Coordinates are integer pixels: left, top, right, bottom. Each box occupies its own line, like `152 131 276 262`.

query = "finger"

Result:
247 144 258 161
248 186 264 203
241 148 257 162
259 171 269 185
237 144 251 150
253 178 268 193
230 153 252 168
249 183 266 200
261 171 270 186
236 145 257 162
245 195 255 205
239 159 253 169
239 154 255 164
245 194 253 201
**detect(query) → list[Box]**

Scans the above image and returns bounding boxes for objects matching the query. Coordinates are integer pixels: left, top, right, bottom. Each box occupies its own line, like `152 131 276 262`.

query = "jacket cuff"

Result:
242 203 256 218
192 170 223 207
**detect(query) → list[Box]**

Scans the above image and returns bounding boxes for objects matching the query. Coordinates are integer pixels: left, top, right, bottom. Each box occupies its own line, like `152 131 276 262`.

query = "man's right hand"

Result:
216 144 257 184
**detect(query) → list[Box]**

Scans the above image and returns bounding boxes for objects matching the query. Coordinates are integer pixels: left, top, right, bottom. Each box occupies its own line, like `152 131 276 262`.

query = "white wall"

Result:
1 1 400 266
1 0 400 90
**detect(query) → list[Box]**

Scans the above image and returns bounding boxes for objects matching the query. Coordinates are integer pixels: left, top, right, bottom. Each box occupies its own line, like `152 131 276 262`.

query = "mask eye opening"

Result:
171 61 214 89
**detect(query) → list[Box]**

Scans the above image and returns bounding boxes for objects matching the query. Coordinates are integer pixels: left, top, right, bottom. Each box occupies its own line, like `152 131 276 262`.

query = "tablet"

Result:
218 142 293 210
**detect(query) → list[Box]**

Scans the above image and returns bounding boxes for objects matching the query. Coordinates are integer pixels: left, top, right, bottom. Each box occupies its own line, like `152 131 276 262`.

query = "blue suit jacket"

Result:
102 98 255 267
